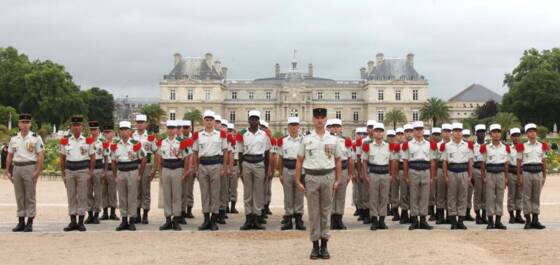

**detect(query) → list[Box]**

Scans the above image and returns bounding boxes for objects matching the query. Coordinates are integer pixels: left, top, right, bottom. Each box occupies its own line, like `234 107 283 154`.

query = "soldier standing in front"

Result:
520 123 547 229
132 114 157 224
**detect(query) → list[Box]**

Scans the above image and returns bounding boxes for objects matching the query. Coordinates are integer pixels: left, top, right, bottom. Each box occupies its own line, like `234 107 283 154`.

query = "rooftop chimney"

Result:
221 66 228 80
360 67 367 79
274 63 280 78
376 53 384 66
308 64 314 77
406 53 415 67
174 53 182 65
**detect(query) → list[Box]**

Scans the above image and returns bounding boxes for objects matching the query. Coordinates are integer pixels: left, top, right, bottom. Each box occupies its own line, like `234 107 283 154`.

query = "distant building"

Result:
113 96 158 122
159 51 429 133
447 83 502 121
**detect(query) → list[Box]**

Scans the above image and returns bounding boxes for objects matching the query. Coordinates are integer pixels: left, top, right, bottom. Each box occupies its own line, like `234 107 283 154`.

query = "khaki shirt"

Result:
298 130 341 170
509 144 518 166
132 130 157 154
336 136 354 161
401 138 435 161
158 137 187 160
442 140 473 163
111 138 145 162
362 140 393 166
279 135 302 160
193 129 227 158
91 137 105 161
237 129 271 155
8 132 44 162
484 142 509 164
436 140 449 162
473 142 487 162
521 141 547 165
60 134 94 161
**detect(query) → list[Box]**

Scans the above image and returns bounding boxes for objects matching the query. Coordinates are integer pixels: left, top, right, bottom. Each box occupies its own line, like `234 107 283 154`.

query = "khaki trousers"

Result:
101 165 118 208
282 168 304 215
507 171 523 211
198 164 221 214
436 168 447 209
473 168 485 211
64 168 88 216
162 167 183 217
117 169 138 217
137 164 152 210
332 169 349 215
368 173 390 217
409 169 430 216
447 171 468 217
182 170 195 209
485 172 505 216
523 171 543 215
305 172 334 242
87 168 103 212
13 164 37 217
229 164 239 202
242 161 265 215
399 169 410 210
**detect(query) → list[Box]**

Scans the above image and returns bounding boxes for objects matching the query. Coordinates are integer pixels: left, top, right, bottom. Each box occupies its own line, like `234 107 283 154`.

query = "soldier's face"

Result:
288 124 299 135
491 130 501 141
476 131 486 141
18 121 31 132
452 129 462 141
511 134 520 143
166 127 176 136
119 128 129 139
405 130 413 140
204 117 215 129
71 123 82 135
136 121 147 130
103 130 114 139
442 130 451 140
331 125 342 135
214 122 221 129
413 128 423 139
312 116 326 129
90 128 99 137
396 133 404 142
432 134 442 142
527 129 537 139
249 117 260 128
183 127 191 135
374 129 384 140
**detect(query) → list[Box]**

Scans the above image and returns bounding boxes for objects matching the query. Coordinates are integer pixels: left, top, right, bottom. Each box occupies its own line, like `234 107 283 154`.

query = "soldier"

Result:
389 128 404 221
279 116 306 230
399 123 414 224
507 127 525 224
60 116 94 232
217 118 231 224
157 120 191 231
481 124 508 229
112 121 145 231
519 123 547 229
132 114 157 224
423 129 430 141
192 110 228 231
330 119 354 230
295 108 341 260
472 124 488 224
260 120 274 217
227 123 240 214
5 113 44 232
386 129 396 216
428 127 441 221
100 125 119 220
442 122 473 230
352 127 367 218
180 120 196 220
237 110 272 230
356 120 376 224
401 121 436 230
85 121 103 224
361 123 395 230
435 123 452 224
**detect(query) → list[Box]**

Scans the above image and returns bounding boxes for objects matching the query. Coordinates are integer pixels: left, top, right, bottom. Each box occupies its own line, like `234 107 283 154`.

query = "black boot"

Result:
135 208 141 224
357 208 364 221
173 216 182 231
253 214 266 230
198 213 211 231
265 202 272 215
84 211 94 224
515 210 525 224
93 212 100 224
531 214 546 229
12 217 25 232
240 214 253 230
230 201 239 214
524 214 532 229
508 210 515 224
391 208 400 221
128 217 136 231
378 216 388 230
320 238 330 259
160 217 173 230
310 241 321 260
217 210 226 225
295 214 306 230
450 215 457 230
419 216 433 230
428 206 435 221
257 211 267 224
465 208 474 221
330 215 336 229
100 208 109 220
362 209 371 224
408 216 418 230
400 210 409 224
353 206 359 216
281 215 293 230
141 209 149 224
487 215 494 229
23 217 34 232
77 215 87 231
476 210 484 224
338 214 346 230
186 206 195 218
494 215 507 230
179 211 187 225
444 210 451 224
281 215 289 225
387 204 393 216
64 215 78 232
457 216 467 230
481 210 488 224
370 216 378 231
116 217 129 231
109 207 119 220
436 209 445 225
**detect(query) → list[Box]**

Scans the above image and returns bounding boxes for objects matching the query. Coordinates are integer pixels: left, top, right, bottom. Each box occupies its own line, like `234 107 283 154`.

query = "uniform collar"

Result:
412 138 426 144
201 128 217 136
134 130 147 137
70 134 84 140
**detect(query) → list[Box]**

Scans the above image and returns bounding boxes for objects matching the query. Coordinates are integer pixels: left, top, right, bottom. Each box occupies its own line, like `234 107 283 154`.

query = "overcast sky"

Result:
1 0 558 99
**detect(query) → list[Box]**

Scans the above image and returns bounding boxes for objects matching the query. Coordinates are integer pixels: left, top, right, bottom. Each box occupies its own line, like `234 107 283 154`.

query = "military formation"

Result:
5 110 550 259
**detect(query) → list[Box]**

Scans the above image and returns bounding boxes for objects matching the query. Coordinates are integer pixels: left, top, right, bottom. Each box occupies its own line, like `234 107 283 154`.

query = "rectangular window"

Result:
317 91 323 100
249 91 254 100
187 89 193 100
336 111 342 119
170 89 176 100
169 110 176 120
353 111 359 122
378 90 384 101
335 92 340 100
377 110 384 122
265 91 272 100
351 92 357 100
265 110 271 122
290 108 298 117
413 89 419 101
229 111 236 122
231 91 237 99
412 111 419 121
204 89 211 100
395 89 401 101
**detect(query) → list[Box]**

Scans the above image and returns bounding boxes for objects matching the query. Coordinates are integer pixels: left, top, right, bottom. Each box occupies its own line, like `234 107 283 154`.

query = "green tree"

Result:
420 97 450 127
83 87 115 128
384 109 407 129
183 109 203 130
141 104 166 133
493 112 521 139
537 126 549 140
0 105 18 129
475 100 500 119
503 48 560 129
0 47 33 108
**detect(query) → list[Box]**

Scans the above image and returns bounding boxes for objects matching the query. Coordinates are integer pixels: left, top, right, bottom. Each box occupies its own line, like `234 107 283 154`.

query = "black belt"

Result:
487 163 505 173
437 161 443 169
283 159 296 170
66 160 90 171
509 164 520 173
399 161 403 170
341 159 349 170
409 160 430 171
117 161 139 172
448 163 468 173
473 161 482 169
163 159 184 169
304 168 333 175
199 155 223 165
522 163 543 173
95 159 104 169
243 154 264 164
368 163 389 174
13 161 36 167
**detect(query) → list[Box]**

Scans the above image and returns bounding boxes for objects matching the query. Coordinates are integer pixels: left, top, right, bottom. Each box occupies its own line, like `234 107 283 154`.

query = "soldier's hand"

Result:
32 170 40 184
296 182 305 193
332 180 340 193
444 176 448 184
5 171 13 182
517 177 522 187
137 175 141 182
220 168 226 178
482 177 487 184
